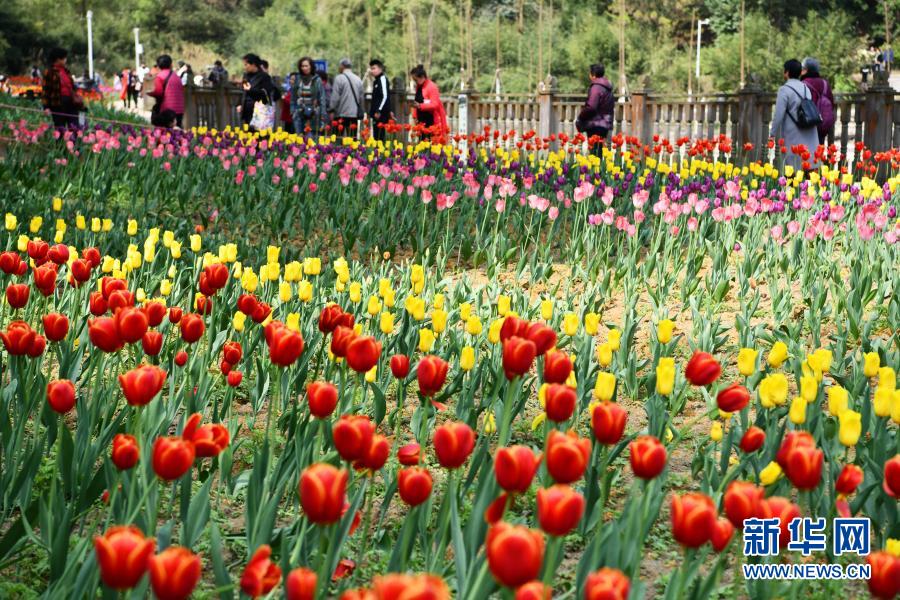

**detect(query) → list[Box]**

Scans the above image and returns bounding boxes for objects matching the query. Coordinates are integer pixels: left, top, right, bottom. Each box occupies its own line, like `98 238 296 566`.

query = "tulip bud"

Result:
494 445 541 493
240 545 282 598
93 526 155 590
536 484 585 536
398 466 433 506
433 422 475 469
46 379 76 413
111 433 140 470
670 492 716 548
486 523 544 588
629 435 666 479
149 546 201 600
299 463 348 524
152 436 196 481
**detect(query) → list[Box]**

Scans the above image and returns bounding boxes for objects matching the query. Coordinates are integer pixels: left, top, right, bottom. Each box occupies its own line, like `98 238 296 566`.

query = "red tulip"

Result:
885 455 900 498
27 239 49 261
866 551 900 600
486 522 544 588
417 355 449 397
711 517 735 552
251 301 271 323
835 464 864 496
222 340 243 364
781 442 823 490
69 258 92 283
485 493 510 525
545 429 591 484
119 364 167 406
237 293 259 316
684 351 721 386
494 445 542 493
0 320 36 356
318 304 349 333
82 246 101 267
543 349 572 384
47 379 76 413
240 545 282 598
5 283 29 308
41 313 69 342
107 289 135 312
372 573 450 600
536 484 585 536
179 313 205 343
355 433 389 471
285 567 318 600
182 413 230 458
227 370 243 387
152 436 196 481
89 317 123 352
142 300 168 327
203 263 230 291
47 243 69 264
299 463 348 524
27 333 46 357
332 414 375 462
397 442 421 465
591 402 627 445
307 381 339 418
723 481 764 529
670 492 716 548
0 251 23 274
515 581 552 600
629 435 666 479
168 306 183 324
584 567 630 600
346 335 382 373
114 307 149 344
524 322 557 356
101 276 126 299
220 359 232 375
149 546 201 600
330 325 357 358
502 336 537 380
175 350 188 367
142 330 163 356
544 384 577 422
89 291 108 315
758 496 801 548
433 421 476 469
398 466 433 506
93 525 155 590
716 383 750 412
266 321 305 366
390 354 410 379
111 433 140 470
33 263 58 296
500 315 530 341
739 426 765 453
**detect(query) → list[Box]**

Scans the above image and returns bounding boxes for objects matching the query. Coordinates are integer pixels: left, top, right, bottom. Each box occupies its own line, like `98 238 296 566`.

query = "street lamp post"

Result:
86 10 94 81
695 18 710 81
133 28 141 73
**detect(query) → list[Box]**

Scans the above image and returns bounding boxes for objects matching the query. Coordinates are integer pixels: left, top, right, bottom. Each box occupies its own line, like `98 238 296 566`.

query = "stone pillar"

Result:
629 87 651 146
863 72 893 152
537 75 558 143
215 83 230 131
183 81 197 129
457 77 477 139
737 80 764 159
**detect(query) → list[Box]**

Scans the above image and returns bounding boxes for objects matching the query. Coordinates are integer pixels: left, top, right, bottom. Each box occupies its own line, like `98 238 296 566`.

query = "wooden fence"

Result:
155 73 898 156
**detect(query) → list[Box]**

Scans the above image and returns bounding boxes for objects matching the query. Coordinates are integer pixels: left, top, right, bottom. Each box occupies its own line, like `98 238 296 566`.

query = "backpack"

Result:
576 82 613 133
812 80 835 135
786 85 822 130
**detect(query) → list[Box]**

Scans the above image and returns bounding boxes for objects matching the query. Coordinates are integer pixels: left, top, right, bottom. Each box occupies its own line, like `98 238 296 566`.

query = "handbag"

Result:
150 72 174 126
786 85 822 130
250 89 276 131
343 74 364 120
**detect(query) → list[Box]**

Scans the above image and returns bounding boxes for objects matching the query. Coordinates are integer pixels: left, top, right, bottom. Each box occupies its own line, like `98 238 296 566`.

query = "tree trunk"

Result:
426 0 437 71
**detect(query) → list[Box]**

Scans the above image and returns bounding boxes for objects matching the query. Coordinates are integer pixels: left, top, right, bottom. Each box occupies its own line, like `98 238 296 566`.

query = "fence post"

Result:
737 79 764 158
537 75 558 143
458 77 477 140
629 82 653 146
183 82 196 129
863 72 893 152
215 83 230 131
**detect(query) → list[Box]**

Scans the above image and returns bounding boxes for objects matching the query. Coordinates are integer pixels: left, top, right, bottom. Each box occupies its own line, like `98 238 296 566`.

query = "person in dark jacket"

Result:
368 59 393 141
238 53 280 129
577 63 615 154
291 57 327 137
800 57 836 145
41 47 81 129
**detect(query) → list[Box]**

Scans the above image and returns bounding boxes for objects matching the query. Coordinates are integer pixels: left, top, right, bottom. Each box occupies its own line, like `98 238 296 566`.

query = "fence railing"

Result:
156 74 898 155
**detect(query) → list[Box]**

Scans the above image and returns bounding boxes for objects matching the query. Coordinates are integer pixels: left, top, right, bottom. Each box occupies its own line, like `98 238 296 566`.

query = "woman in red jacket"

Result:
41 47 82 129
410 65 448 142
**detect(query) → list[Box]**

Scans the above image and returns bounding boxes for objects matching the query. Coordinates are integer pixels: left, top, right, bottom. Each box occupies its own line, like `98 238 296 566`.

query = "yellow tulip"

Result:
484 412 497 434
656 357 675 396
286 312 301 332
419 328 435 353
593 372 616 402
488 319 503 344
365 295 381 316
127 219 138 235
886 539 900 558
378 278 391 298
657 319 675 344
767 341 788 368
759 373 789 408
827 385 849 416
838 409 862 446
170 241 182 259
460 346 475 371
410 264 424 284
160 279 172 296
241 269 258 292
497 295 511 316
789 396 807 425
284 261 302 282
540 299 553 320
878 367 896 391
596 342 613 367
52 197 62 211
584 312 600 335
566 370 577 388
760 461 783 486
277 282 291 303
432 309 448 334
608 328 621 351
737 348 759 377
382 287 395 308
466 315 483 336
433 293 445 310
266 245 280 264
348 282 361 304
710 421 723 442
102 218 112 232
379 311 394 335
874 386 893 418
562 313 579 336
800 376 818 403
531 412 546 431
4 213 17 230
863 351 881 378
233 311 246 332
295 280 311 302
365 366 377 383
75 214 86 230
303 257 322 275
459 302 472 321
189 234 201 252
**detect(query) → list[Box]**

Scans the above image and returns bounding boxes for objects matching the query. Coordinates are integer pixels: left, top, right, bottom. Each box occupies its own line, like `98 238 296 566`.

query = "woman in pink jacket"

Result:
410 65 448 142
149 54 185 128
